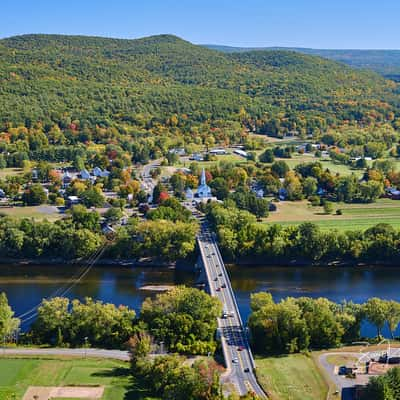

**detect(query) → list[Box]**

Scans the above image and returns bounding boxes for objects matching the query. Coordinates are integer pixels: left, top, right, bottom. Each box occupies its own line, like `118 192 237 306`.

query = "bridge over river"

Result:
139 162 265 397
193 209 266 398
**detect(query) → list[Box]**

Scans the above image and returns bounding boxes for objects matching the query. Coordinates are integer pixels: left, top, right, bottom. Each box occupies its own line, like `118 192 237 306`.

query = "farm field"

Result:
0 357 137 400
274 154 364 176
255 353 328 400
265 198 400 231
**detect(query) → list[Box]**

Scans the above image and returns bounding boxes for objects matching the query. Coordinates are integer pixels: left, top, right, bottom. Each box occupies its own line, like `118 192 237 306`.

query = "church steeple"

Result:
200 168 206 186
196 168 212 199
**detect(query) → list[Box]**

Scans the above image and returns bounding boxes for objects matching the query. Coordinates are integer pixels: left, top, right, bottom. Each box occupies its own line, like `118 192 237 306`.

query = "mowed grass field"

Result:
265 198 400 231
255 353 328 400
0 205 63 221
0 357 135 400
274 154 365 177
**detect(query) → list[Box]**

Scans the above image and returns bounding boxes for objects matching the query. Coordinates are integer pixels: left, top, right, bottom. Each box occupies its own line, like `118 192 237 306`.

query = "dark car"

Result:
244 367 250 373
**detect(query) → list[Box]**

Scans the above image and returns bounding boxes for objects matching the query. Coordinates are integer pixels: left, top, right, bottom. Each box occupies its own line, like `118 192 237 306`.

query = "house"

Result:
177 168 192 175
31 168 39 181
66 195 80 207
62 171 72 188
386 187 400 200
209 148 227 155
0 188 6 198
80 169 91 180
185 187 194 200
190 153 204 161
93 167 110 178
278 188 287 201
233 149 248 158
169 148 186 156
255 188 264 198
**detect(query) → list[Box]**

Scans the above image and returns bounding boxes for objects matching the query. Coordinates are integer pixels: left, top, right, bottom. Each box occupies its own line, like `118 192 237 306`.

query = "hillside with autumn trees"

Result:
0 33 399 142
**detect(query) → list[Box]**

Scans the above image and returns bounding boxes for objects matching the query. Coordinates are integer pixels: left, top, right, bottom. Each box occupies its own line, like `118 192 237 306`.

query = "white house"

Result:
185 187 194 200
209 148 227 155
233 149 248 158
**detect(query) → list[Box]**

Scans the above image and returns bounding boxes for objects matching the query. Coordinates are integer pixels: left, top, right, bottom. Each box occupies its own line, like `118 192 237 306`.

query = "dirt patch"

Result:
23 386 104 400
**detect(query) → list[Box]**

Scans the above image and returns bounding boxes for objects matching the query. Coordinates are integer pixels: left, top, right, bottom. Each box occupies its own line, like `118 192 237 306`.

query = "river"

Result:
1 264 400 337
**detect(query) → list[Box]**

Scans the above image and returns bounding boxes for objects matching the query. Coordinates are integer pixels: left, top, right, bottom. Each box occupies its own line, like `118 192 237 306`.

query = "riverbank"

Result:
2 254 400 269
0 256 177 268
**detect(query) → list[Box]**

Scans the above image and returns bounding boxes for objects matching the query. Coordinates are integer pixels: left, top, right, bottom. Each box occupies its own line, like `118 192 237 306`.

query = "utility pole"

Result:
84 336 88 358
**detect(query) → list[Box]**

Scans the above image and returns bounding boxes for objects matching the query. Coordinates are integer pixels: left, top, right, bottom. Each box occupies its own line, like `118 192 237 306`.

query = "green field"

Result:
0 206 63 221
0 168 24 179
265 198 400 231
255 354 328 400
274 154 362 176
0 357 138 400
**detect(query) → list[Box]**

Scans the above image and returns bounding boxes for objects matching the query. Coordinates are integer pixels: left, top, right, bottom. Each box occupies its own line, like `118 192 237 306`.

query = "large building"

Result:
196 168 212 198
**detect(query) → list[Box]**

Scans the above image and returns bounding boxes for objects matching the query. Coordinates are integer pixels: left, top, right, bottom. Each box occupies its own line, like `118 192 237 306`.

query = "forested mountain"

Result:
0 33 399 138
205 44 400 80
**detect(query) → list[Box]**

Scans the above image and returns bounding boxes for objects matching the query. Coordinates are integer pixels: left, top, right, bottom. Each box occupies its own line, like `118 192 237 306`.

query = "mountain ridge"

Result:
0 33 398 135
203 44 400 79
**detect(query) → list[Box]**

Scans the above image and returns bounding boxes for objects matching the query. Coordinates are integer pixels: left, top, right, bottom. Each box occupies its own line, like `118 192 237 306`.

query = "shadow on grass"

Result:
92 367 131 378
91 367 158 400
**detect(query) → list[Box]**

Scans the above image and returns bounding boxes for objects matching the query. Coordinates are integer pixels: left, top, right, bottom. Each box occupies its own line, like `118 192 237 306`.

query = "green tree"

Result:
271 161 289 178
0 292 20 341
364 298 389 338
386 301 400 339
81 187 104 207
323 201 334 214
302 176 318 197
70 204 100 230
140 287 222 355
22 184 47 205
259 148 275 163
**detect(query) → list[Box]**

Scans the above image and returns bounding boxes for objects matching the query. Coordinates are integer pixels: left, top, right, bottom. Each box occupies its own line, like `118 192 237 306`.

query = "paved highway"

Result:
195 211 266 398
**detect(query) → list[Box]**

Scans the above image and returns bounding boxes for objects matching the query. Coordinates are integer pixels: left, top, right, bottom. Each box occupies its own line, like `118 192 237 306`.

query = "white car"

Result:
232 357 239 364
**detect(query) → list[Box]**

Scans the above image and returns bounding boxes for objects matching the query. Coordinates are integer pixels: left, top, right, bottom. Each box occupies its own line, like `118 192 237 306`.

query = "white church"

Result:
196 168 212 198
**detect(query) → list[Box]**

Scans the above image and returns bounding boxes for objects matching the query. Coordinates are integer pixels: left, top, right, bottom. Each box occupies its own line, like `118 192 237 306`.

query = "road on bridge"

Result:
195 210 266 398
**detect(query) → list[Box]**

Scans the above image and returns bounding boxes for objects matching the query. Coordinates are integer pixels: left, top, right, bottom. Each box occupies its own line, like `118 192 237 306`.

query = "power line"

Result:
18 240 110 325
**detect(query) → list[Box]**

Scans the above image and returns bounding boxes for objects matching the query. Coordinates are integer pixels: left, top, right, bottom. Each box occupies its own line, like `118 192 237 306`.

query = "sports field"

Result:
0 357 134 400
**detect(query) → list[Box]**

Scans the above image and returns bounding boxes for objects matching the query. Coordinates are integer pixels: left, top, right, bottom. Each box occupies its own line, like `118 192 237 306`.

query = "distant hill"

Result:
0 34 398 135
204 44 400 80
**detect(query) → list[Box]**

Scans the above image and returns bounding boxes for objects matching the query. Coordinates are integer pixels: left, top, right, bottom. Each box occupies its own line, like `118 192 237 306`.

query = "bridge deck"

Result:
195 214 266 398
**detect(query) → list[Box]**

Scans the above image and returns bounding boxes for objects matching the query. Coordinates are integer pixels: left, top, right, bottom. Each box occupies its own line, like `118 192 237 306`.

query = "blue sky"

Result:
1 0 400 49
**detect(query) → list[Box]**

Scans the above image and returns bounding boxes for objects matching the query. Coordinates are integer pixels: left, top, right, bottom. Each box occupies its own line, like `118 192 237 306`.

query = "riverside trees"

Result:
206 202 400 264
248 293 400 355
28 287 221 354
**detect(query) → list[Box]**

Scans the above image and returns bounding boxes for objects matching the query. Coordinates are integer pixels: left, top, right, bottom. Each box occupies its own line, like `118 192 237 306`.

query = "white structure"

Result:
185 187 194 200
190 153 204 161
209 148 227 155
196 168 212 198
80 169 91 180
233 149 248 158
93 167 110 178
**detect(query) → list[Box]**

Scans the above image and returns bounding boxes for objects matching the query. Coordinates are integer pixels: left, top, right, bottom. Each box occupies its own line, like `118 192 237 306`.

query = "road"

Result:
138 158 162 199
195 211 266 398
